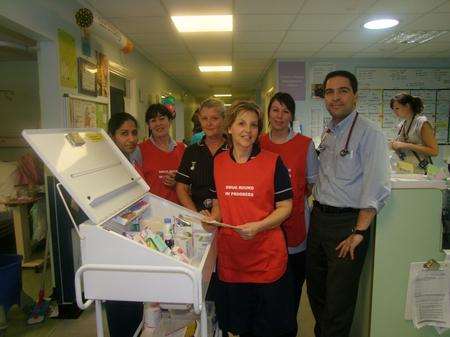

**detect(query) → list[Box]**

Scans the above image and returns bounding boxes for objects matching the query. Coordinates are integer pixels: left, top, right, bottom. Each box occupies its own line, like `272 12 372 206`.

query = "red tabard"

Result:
139 140 185 204
260 133 311 247
214 150 287 283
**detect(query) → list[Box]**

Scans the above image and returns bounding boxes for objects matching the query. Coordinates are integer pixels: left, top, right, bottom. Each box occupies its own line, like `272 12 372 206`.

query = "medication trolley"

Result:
22 128 217 337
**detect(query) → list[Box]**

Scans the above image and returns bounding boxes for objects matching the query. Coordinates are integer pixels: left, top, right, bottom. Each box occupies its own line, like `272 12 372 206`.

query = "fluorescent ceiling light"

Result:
214 94 232 97
364 19 399 30
224 103 231 107
381 31 449 44
171 15 233 32
199 65 232 72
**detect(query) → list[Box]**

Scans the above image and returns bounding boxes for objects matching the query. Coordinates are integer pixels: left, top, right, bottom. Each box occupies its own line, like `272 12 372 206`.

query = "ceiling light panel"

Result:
171 15 233 32
214 94 232 97
364 19 399 30
199 65 232 72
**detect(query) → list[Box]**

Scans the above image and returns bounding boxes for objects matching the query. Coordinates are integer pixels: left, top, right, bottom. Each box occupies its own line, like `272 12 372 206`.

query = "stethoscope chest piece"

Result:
340 149 349 157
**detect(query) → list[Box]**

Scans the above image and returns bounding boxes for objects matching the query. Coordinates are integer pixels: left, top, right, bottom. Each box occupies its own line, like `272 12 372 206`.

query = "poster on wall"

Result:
77 57 97 96
96 52 109 97
58 29 77 89
310 63 336 99
278 61 306 101
68 96 109 130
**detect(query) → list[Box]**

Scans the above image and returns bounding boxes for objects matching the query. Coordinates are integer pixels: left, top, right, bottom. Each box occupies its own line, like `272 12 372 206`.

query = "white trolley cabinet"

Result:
23 129 217 337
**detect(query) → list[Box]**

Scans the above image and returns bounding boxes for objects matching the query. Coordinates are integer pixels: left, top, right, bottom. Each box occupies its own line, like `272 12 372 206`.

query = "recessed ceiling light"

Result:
214 94 232 97
199 65 232 72
171 15 233 32
364 19 399 30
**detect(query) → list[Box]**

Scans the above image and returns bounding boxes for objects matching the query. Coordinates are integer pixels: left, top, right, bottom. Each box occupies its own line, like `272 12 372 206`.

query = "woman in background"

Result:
204 101 297 337
176 98 227 213
105 112 143 337
260 92 318 335
139 104 185 203
390 93 438 172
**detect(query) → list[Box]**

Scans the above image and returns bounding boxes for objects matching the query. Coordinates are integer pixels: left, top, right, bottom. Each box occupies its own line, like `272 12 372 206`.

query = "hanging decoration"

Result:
161 95 176 118
75 8 134 54
75 8 93 57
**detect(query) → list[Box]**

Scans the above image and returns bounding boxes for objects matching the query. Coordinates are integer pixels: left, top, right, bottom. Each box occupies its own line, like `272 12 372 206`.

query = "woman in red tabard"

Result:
138 104 185 204
203 101 297 337
260 92 318 334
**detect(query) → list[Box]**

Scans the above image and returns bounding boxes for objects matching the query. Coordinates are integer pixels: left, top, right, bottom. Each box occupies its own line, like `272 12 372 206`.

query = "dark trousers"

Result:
289 250 306 336
104 300 143 337
306 207 370 337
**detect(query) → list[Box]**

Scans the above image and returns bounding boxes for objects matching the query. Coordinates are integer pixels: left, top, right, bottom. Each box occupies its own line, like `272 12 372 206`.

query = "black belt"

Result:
313 201 359 214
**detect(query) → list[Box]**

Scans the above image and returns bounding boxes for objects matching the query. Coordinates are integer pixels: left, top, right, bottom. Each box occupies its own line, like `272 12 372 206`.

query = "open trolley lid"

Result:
22 128 149 225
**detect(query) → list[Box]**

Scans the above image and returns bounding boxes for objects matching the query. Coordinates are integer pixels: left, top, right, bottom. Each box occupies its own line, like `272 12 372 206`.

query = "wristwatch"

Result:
352 227 366 236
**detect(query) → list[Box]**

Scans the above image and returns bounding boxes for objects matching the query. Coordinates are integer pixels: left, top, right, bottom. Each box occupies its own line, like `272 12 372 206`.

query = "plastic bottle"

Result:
141 302 161 337
163 217 174 248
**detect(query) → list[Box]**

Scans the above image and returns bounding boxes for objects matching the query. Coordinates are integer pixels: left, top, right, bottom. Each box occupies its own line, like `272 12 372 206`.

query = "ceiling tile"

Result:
433 1 450 13
109 17 173 34
235 15 296 31
235 0 305 14
275 50 314 58
233 31 286 44
233 51 275 59
345 14 419 30
313 50 354 57
128 32 183 45
391 52 439 58
181 33 232 54
365 0 447 14
404 13 450 30
291 14 357 30
359 43 412 54
194 53 232 63
88 0 166 18
233 43 279 52
352 52 391 58
301 0 377 14
398 42 450 53
163 0 232 15
320 43 367 52
278 42 325 52
284 30 336 43
149 53 194 63
139 42 188 54
332 30 390 43
233 59 271 69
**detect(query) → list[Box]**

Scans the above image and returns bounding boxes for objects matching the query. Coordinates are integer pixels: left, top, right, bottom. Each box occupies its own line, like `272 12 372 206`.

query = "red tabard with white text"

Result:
139 140 185 204
260 133 310 247
214 150 287 283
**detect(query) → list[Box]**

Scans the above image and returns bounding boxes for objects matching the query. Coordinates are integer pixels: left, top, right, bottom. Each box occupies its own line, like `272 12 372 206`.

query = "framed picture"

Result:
78 57 97 96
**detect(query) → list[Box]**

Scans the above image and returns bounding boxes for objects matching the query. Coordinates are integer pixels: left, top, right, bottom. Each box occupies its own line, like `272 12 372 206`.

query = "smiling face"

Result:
112 119 138 155
148 114 171 138
392 101 413 119
269 99 292 132
324 76 358 123
228 110 260 150
198 106 224 138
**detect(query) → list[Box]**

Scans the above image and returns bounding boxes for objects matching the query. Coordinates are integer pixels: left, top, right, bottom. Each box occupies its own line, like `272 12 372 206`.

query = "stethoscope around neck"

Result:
317 112 359 157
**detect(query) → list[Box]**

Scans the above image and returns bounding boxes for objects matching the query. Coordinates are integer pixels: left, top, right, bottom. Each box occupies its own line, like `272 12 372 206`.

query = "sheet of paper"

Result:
412 269 450 329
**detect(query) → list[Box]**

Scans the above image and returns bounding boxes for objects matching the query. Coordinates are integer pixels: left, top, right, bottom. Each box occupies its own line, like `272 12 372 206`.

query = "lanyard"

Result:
397 116 415 141
317 112 359 157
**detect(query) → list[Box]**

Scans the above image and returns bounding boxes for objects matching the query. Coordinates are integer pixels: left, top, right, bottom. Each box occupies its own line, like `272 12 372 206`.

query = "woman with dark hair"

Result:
105 112 144 337
203 101 297 337
259 92 318 335
139 104 185 203
108 112 140 161
390 93 438 172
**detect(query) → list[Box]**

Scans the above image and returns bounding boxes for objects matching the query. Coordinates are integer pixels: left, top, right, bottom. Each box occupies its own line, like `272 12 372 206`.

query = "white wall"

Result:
0 60 40 160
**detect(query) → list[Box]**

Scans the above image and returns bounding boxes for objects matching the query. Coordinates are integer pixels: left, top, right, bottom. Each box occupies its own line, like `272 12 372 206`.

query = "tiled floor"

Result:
2 267 315 337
